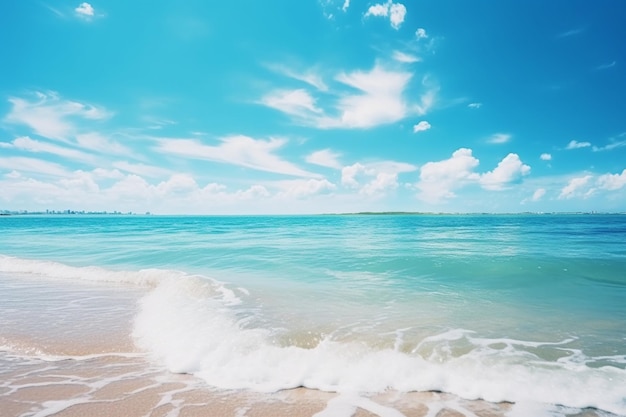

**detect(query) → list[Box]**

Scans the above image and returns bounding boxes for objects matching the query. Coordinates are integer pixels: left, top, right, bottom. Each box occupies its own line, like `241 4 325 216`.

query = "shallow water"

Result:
1 214 625 416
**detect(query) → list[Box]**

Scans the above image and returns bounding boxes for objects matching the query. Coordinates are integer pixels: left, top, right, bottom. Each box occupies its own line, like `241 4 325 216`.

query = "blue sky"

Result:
1 0 625 214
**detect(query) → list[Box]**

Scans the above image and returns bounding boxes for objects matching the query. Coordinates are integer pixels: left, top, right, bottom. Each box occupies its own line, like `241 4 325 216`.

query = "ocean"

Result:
1 214 625 417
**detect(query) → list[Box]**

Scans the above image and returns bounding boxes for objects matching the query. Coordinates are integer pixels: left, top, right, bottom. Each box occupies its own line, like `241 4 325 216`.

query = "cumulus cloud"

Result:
487 133 511 144
413 121 431 133
341 160 415 196
154 135 321 178
479 153 530 191
558 175 593 199
276 178 336 198
416 150 531 203
540 153 552 161
415 28 428 39
597 169 626 191
416 148 480 203
365 1 407 30
75 2 94 17
306 149 342 169
566 140 591 150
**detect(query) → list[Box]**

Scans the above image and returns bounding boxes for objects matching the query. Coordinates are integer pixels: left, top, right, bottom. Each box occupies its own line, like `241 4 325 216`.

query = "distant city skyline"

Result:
1 1 625 214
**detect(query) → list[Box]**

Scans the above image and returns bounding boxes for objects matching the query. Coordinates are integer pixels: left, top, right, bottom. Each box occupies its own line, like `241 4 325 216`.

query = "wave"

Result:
2 255 625 415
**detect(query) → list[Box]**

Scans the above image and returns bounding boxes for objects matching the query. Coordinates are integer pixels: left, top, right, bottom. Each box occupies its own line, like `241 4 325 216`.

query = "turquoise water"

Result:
1 214 625 415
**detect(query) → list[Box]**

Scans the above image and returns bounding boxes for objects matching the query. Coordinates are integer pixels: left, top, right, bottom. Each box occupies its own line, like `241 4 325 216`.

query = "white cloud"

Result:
4 136 96 163
467 102 482 109
488 133 511 144
413 87 437 116
321 65 414 129
306 149 342 169
342 0 350 12
75 2 94 17
262 64 428 129
75 132 131 155
276 178 336 198
415 28 428 39
559 175 593 199
392 51 421 63
156 174 199 195
154 135 321 178
4 92 111 141
266 65 328 91
0 156 71 177
261 89 323 117
597 169 626 191
365 1 407 30
413 121 431 133
479 153 530 191
592 138 626 152
531 188 546 202
112 161 172 178
540 153 552 161
341 162 366 188
389 3 407 29
566 140 591 150
416 148 480 203
360 172 398 196
341 160 414 195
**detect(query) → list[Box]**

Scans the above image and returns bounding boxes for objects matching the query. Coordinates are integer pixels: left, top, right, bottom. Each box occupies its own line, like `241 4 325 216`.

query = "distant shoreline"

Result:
1 211 625 217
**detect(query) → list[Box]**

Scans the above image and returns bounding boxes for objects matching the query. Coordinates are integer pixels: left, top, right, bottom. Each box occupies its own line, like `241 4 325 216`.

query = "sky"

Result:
1 0 625 214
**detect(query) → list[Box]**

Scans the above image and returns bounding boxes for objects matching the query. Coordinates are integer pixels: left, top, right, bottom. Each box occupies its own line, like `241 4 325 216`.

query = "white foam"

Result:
131 273 626 416
0 254 185 287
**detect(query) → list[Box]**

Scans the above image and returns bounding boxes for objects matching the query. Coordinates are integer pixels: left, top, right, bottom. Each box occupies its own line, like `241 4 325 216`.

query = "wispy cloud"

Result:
487 133 511 144
365 1 407 30
531 188 546 202
154 135 321 178
596 61 617 71
266 64 328 91
558 175 593 199
468 102 482 109
592 134 626 152
540 153 552 161
4 91 111 141
0 156 71 177
112 161 172 178
306 149 342 169
556 28 584 39
565 140 591 150
415 28 428 39
1 136 96 164
262 64 420 129
392 51 421 64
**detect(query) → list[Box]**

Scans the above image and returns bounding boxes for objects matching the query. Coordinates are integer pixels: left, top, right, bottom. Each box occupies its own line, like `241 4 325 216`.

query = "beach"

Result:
1 214 625 416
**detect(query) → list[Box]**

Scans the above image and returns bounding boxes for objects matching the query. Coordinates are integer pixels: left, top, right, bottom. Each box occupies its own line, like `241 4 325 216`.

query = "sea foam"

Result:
2 255 625 415
130 266 626 416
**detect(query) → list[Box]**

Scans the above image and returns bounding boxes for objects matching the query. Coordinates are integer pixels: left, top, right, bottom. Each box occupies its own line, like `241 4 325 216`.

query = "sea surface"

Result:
1 214 625 417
